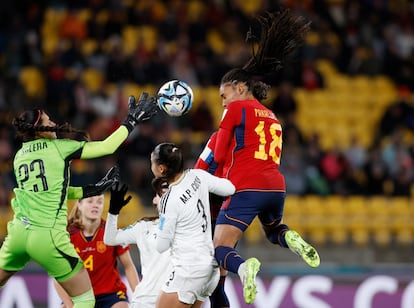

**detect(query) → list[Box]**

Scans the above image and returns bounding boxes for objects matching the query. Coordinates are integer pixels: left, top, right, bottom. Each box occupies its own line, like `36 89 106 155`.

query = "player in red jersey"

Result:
55 194 139 308
212 10 320 305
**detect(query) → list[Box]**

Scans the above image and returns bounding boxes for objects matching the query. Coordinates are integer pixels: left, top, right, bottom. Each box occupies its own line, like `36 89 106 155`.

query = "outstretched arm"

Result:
104 184 135 246
80 126 129 159
81 93 158 159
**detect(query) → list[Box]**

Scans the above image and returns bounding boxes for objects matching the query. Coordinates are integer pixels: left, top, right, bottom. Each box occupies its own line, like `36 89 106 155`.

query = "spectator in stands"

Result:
280 125 308 195
363 147 389 195
270 81 298 123
377 85 412 142
298 59 325 90
319 146 351 194
190 99 215 133
381 129 413 180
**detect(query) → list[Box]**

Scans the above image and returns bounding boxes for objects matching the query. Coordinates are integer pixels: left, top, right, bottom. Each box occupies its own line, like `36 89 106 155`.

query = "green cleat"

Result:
285 230 320 268
242 257 261 304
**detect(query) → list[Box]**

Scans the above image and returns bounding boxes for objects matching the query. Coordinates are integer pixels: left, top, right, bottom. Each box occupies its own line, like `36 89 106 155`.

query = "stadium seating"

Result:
294 60 399 150
19 67 46 98
1 192 412 248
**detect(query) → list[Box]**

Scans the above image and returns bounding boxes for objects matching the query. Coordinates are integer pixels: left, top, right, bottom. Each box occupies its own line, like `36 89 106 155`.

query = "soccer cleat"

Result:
285 230 320 268
242 257 261 304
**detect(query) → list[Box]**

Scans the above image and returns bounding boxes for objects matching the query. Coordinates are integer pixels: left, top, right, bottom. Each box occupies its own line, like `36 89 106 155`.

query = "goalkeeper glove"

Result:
82 166 120 198
109 182 132 215
122 92 158 132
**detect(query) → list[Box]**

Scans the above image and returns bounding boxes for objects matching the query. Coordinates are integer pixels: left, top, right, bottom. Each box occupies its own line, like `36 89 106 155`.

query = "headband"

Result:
33 109 42 126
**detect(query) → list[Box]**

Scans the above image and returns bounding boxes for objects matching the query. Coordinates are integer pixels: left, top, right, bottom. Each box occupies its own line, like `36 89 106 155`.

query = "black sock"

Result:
209 276 229 308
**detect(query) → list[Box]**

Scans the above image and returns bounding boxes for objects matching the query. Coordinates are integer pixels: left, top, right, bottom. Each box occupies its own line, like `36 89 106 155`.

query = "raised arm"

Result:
104 184 136 246
81 93 158 159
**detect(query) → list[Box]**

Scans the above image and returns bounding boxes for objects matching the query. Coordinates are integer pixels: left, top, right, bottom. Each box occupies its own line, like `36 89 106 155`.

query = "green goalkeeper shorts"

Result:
0 218 83 282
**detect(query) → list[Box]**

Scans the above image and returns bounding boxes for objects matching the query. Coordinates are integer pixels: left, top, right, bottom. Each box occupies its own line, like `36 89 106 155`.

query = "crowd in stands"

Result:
0 0 414 208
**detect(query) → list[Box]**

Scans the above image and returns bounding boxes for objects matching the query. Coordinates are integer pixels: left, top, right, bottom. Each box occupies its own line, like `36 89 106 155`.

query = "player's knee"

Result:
215 246 233 265
71 288 95 308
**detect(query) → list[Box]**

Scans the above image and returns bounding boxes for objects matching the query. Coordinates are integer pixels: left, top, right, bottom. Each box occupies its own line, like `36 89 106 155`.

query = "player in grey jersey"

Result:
150 143 235 308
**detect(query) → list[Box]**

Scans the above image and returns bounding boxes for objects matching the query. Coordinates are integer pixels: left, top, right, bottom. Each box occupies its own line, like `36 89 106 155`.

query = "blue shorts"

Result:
95 291 128 308
216 190 286 231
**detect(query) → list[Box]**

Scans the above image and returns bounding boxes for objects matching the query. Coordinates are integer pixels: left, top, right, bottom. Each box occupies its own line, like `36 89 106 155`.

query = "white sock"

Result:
237 261 246 282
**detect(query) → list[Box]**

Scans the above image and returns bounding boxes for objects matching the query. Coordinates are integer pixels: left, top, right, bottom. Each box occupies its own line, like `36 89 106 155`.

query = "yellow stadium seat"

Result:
234 0 264 14
325 196 348 245
207 30 225 54
137 26 158 52
351 75 373 92
347 196 370 246
81 39 98 56
76 8 92 22
19 67 46 98
326 75 351 91
284 195 301 215
366 197 392 246
391 215 412 246
122 25 139 55
391 197 411 216
283 195 305 235
245 217 263 244
389 197 412 245
300 195 328 245
316 59 337 76
81 68 104 92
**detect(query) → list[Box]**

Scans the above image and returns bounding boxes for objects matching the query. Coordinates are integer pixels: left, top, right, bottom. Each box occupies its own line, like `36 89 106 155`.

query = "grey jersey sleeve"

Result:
104 213 138 246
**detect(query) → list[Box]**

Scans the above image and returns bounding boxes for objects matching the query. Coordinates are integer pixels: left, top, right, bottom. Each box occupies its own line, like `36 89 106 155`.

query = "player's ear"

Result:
159 164 166 175
237 83 245 95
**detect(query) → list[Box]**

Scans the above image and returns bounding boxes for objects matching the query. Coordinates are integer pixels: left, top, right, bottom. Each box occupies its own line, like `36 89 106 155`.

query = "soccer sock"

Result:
267 224 289 247
209 275 230 308
237 262 246 282
215 246 245 274
71 289 95 308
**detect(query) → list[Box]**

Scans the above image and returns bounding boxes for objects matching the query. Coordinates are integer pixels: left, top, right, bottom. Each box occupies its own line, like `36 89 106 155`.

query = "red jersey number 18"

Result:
254 121 282 165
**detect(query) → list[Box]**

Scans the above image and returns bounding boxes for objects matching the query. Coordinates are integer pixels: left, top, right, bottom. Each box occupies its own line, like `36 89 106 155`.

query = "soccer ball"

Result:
157 80 193 117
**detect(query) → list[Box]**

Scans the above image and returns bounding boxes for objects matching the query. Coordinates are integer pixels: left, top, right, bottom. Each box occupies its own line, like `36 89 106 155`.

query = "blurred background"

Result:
0 0 413 307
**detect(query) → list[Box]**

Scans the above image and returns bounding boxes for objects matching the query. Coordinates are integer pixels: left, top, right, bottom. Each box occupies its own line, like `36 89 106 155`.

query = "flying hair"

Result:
220 9 310 101
243 9 311 75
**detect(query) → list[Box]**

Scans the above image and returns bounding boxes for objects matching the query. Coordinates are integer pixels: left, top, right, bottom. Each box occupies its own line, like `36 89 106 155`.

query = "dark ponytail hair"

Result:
151 177 169 197
152 142 184 183
136 177 169 222
221 9 310 101
12 109 88 142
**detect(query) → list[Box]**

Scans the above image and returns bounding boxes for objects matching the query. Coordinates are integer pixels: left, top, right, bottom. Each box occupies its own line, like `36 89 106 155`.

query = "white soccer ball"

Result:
157 80 193 117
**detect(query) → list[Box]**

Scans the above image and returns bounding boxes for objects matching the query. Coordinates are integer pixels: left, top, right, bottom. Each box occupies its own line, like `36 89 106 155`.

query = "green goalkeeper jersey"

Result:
12 138 86 230
11 125 128 230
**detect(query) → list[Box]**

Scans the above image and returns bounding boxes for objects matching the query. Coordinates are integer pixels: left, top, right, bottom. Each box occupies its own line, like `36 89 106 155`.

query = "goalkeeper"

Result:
0 93 157 308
